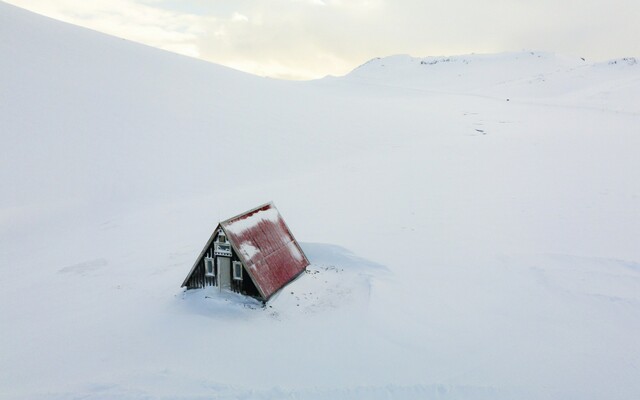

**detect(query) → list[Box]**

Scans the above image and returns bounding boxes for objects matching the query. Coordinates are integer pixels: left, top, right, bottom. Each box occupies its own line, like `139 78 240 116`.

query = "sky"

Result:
4 0 640 80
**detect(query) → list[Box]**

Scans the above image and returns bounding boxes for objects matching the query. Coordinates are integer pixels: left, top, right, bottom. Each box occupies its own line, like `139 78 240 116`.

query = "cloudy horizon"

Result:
4 0 639 80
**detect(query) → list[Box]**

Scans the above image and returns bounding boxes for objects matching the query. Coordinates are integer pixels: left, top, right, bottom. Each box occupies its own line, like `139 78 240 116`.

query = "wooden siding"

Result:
185 230 260 300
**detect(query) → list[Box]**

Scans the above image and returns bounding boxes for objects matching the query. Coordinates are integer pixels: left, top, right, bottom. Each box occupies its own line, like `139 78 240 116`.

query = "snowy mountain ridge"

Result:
349 50 639 78
352 50 584 69
340 50 640 114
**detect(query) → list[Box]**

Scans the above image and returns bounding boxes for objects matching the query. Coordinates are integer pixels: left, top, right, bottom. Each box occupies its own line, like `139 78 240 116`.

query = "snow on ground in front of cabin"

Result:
2 2 640 399
180 243 382 320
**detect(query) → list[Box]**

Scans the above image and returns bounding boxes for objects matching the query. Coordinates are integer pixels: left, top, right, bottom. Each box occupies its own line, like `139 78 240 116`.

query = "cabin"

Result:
181 202 310 302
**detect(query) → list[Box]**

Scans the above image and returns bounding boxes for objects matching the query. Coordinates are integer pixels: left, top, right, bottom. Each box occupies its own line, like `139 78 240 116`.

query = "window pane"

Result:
233 262 242 280
205 258 215 276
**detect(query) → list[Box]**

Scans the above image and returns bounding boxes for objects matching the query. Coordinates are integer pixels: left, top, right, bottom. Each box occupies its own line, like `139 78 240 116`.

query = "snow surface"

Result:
1 2 640 399
237 241 259 261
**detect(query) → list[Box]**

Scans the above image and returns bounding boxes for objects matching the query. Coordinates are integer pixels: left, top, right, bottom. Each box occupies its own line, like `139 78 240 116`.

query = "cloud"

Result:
5 0 640 79
6 0 212 58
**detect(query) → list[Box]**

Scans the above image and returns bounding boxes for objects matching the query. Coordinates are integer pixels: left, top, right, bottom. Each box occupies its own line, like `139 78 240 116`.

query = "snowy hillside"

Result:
2 2 640 399
345 52 640 113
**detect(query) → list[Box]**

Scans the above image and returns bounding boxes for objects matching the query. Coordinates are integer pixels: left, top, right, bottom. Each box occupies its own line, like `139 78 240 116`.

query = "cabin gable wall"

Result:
185 229 261 299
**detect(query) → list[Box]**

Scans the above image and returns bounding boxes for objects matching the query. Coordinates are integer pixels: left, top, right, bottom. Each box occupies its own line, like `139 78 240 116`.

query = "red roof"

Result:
221 203 309 300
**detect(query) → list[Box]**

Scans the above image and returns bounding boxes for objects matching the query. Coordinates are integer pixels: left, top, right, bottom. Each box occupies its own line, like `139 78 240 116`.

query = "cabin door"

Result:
217 257 231 291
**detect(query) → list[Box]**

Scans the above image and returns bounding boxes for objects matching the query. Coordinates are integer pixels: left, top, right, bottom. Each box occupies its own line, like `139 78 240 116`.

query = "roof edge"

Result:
220 201 274 226
270 203 311 266
263 265 308 303
181 223 222 287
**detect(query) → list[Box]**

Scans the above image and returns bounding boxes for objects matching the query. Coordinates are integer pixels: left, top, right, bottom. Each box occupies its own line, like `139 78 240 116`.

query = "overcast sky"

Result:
6 0 640 79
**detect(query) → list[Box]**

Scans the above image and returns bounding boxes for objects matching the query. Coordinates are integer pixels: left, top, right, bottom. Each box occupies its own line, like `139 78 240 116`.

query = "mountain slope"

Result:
343 51 640 113
1 2 640 399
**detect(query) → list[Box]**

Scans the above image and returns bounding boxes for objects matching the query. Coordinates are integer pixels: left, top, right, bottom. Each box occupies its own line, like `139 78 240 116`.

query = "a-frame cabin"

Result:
181 202 310 302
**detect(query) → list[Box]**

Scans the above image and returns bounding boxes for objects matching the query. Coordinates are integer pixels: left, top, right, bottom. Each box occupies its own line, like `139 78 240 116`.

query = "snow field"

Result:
1 2 640 399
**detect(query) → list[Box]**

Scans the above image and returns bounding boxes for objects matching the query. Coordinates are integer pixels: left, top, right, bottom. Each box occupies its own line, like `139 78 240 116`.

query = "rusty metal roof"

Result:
220 202 309 300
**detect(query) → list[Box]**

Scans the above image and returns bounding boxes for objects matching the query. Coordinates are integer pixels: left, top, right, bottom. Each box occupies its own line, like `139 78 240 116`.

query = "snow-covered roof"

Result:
221 202 309 300
181 202 309 301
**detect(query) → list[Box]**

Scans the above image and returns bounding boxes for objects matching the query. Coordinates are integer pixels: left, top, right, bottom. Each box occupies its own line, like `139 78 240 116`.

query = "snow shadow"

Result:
177 286 263 320
299 242 387 273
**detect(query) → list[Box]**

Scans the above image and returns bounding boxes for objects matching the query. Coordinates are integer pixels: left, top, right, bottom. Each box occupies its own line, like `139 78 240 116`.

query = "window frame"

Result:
204 256 215 277
232 261 243 281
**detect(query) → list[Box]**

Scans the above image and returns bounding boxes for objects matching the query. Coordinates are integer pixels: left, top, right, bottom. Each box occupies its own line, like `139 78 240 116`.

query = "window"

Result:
204 257 215 277
218 235 226 243
233 261 243 280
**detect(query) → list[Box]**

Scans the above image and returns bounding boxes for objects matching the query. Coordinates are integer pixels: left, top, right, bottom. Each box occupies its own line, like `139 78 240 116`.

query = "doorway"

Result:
217 257 231 291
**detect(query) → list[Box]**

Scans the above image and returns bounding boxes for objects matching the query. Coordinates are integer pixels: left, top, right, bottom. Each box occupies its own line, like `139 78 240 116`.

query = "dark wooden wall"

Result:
185 233 261 300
